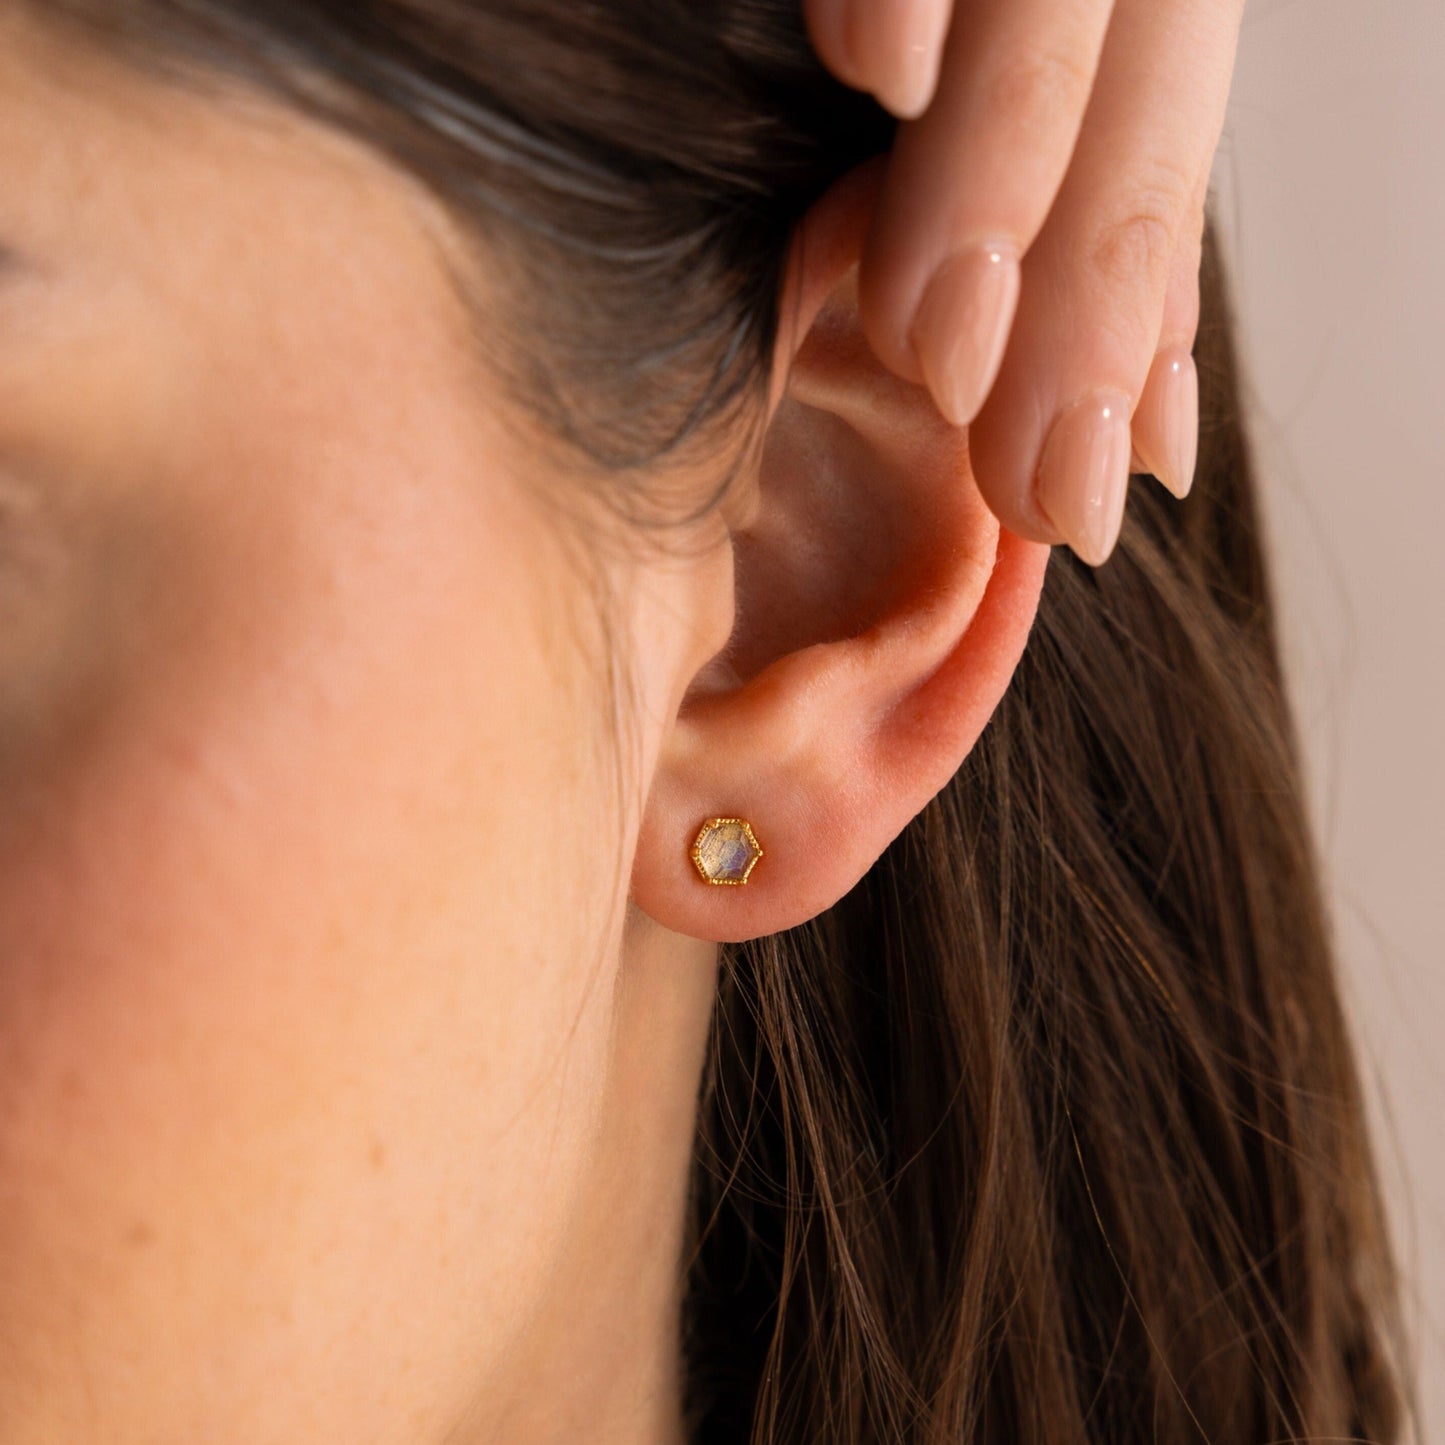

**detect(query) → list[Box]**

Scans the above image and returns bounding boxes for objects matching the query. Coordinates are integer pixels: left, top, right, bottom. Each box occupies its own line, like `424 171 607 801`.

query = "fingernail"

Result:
870 0 951 117
1132 347 1199 500
1035 392 1134 567
908 244 1021 427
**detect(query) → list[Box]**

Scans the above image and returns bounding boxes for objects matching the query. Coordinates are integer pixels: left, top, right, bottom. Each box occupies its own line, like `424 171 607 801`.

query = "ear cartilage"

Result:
691 817 763 886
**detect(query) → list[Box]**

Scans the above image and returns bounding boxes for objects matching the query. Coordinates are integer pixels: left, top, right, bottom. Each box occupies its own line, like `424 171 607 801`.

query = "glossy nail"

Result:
846 0 951 118
1131 347 1199 500
909 244 1021 427
1035 392 1133 567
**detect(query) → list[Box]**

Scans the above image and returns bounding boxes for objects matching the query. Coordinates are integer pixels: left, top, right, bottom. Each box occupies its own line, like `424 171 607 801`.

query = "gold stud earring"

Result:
691 817 763 886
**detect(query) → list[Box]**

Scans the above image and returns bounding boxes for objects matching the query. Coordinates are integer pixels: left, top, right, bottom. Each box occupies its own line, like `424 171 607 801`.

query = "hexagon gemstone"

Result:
691 817 763 886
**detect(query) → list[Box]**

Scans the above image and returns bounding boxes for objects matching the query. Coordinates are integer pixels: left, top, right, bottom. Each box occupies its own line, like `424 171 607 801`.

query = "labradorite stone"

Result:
695 820 759 882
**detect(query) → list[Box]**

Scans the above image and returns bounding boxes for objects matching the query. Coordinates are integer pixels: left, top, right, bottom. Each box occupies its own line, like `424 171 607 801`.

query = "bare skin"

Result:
0 13 1047 1443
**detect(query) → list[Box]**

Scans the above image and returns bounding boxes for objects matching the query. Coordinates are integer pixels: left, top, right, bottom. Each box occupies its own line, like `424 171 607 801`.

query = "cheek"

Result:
0 410 621 1423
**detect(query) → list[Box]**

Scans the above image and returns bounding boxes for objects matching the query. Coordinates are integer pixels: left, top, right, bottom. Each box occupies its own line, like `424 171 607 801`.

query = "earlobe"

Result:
630 527 1048 945
629 161 1051 946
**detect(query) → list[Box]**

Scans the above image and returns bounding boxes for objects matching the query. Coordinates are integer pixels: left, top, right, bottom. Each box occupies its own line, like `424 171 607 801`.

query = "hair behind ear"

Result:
681 215 1412 1445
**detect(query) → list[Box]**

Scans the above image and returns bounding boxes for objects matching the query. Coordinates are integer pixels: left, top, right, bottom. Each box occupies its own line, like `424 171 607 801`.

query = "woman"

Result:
0 2 1411 1442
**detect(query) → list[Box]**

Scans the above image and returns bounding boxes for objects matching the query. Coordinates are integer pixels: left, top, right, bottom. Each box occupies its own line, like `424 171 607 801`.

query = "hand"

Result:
802 0 1246 566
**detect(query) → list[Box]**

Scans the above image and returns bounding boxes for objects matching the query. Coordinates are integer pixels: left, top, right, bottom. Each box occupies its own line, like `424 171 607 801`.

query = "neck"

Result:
460 904 720 1445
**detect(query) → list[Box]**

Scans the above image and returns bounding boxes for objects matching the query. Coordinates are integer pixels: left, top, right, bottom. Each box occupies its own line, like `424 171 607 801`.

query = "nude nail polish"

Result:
874 0 951 117
1132 347 1199 500
909 244 1021 428
1035 392 1134 567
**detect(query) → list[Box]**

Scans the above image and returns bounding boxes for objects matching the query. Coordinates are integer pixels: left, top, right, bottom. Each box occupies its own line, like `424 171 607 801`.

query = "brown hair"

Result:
33 2 1414 1440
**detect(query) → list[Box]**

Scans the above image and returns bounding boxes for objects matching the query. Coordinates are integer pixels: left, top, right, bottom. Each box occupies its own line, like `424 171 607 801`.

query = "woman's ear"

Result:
629 158 1052 944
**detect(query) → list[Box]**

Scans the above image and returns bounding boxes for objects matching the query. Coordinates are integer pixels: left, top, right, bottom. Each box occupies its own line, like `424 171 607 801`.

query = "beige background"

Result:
1211 1 1444 1436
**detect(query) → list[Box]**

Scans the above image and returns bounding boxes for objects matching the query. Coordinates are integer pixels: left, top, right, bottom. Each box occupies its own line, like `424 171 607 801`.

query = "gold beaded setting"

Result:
690 817 764 886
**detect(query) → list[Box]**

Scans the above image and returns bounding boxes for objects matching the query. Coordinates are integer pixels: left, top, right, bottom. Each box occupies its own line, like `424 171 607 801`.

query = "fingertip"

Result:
855 206 932 388
909 244 1021 428
869 0 953 119
1035 392 1133 567
1132 347 1198 500
802 0 868 92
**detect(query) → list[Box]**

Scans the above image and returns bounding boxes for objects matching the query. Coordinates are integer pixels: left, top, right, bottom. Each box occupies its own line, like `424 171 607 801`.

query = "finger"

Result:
855 0 1119 414
802 0 955 120
965 0 1244 565
1132 180 1207 499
